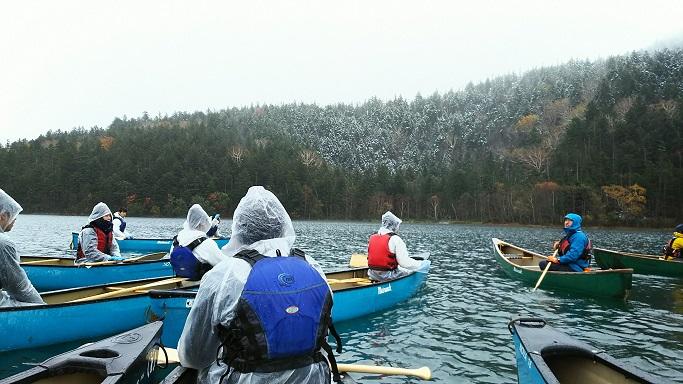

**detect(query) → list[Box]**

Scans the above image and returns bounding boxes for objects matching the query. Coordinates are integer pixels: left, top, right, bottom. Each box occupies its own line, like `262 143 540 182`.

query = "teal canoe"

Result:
492 238 633 299
21 252 173 291
594 247 683 278
0 276 194 352
0 322 163 384
149 260 431 348
509 317 665 384
70 232 230 253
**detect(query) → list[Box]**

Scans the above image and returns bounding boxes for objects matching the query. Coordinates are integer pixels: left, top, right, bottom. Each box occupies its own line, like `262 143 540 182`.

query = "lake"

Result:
1 214 682 382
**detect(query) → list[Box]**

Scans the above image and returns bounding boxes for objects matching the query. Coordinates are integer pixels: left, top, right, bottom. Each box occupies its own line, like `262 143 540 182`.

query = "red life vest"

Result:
367 233 397 271
76 226 113 260
558 234 592 261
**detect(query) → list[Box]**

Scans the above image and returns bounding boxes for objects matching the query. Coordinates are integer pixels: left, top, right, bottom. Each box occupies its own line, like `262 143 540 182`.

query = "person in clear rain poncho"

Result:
76 202 122 263
0 189 44 307
169 204 225 280
367 211 425 282
178 186 336 384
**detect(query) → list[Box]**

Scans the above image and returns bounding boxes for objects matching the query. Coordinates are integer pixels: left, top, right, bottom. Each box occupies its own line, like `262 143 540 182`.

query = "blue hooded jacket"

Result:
559 213 590 272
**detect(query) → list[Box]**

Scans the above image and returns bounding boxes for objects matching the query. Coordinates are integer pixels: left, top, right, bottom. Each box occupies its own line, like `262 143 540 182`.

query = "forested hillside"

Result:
2 49 681 226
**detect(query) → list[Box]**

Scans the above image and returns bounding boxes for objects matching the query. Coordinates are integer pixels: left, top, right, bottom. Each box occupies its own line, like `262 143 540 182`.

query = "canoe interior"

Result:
28 372 104 384
497 242 545 270
40 278 198 305
21 252 167 267
545 354 644 384
327 268 373 290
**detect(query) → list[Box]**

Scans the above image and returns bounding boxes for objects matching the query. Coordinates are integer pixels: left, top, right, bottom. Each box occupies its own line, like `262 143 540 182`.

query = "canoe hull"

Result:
0 277 188 353
149 262 431 348
509 318 662 384
0 322 162 384
23 260 174 291
71 232 229 253
594 248 683 278
492 238 632 298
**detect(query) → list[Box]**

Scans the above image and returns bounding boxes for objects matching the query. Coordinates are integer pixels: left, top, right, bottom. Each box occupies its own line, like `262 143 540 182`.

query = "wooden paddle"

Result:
156 348 431 379
21 258 62 265
67 277 187 303
533 249 558 292
81 252 165 266
350 253 368 268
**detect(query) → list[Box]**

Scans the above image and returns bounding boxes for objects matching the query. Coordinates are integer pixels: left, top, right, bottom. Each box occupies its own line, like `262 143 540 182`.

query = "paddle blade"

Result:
349 253 368 268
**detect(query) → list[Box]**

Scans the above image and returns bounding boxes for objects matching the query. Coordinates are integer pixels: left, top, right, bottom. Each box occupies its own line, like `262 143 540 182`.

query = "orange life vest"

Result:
367 233 397 271
76 226 113 260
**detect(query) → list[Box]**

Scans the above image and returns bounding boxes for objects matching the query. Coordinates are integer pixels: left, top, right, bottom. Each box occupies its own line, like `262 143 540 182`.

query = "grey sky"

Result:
2 0 682 143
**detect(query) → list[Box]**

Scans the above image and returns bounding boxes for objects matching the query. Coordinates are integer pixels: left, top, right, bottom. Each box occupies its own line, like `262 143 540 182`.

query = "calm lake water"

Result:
1 214 682 382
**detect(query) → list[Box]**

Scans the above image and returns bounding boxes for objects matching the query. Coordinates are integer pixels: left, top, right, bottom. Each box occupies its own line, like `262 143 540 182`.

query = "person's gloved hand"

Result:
547 255 560 264
108 256 125 261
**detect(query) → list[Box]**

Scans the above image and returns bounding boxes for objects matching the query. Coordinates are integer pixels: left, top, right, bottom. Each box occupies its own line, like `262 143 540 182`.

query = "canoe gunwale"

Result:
0 277 189 313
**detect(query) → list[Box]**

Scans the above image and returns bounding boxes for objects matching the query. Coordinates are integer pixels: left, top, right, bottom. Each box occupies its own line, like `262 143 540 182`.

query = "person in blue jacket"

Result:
539 213 592 272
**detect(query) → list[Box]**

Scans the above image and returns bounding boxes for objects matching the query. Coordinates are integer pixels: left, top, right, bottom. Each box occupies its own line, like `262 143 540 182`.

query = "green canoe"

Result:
594 247 683 278
492 238 633 299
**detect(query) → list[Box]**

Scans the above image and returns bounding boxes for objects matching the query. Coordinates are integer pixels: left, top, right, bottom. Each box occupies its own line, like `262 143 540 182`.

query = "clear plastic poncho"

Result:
0 189 43 307
179 186 330 384
88 202 112 222
221 186 296 257
184 204 212 233
0 189 22 233
381 211 402 232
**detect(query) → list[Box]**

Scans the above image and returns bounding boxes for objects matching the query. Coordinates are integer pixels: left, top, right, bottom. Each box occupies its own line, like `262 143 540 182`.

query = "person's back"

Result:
0 189 44 307
177 186 336 384
112 208 132 240
76 202 122 263
367 211 423 282
663 224 683 260
170 204 224 280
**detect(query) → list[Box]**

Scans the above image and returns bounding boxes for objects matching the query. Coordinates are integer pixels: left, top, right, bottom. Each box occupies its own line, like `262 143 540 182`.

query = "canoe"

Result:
508 317 665 384
0 276 195 353
21 253 174 291
149 261 431 348
594 247 683 278
492 238 632 299
0 321 162 384
159 366 358 384
70 232 230 253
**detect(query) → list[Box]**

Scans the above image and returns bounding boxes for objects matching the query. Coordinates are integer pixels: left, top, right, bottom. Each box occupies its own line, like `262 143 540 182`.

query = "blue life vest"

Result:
170 236 211 281
217 249 342 378
114 214 126 232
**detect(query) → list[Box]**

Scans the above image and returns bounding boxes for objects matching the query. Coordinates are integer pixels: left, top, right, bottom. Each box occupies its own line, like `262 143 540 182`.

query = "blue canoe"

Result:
149 261 431 347
21 253 174 291
0 276 192 353
508 318 665 384
70 232 230 253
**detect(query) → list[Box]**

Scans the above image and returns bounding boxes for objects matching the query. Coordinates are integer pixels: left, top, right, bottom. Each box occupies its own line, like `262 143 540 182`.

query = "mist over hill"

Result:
2 48 681 226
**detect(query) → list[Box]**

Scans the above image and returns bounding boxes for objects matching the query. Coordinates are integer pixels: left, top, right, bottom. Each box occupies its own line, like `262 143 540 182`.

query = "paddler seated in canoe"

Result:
367 211 426 282
112 207 133 240
178 186 340 384
0 188 44 307
76 202 124 263
169 204 225 280
205 213 223 238
662 223 683 260
540 213 592 272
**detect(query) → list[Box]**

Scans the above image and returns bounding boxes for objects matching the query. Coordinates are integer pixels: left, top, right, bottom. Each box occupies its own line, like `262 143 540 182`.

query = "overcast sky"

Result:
2 0 682 143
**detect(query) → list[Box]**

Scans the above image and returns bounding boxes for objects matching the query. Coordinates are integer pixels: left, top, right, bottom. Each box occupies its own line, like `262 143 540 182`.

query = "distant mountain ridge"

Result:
1 48 681 225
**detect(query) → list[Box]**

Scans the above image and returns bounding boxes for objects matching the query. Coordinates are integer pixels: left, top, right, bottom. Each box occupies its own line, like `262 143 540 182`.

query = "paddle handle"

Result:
533 249 558 292
337 363 432 380
156 349 431 380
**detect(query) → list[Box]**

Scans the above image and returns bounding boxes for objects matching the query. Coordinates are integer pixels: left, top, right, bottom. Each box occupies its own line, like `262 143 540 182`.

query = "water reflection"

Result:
1 216 681 382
